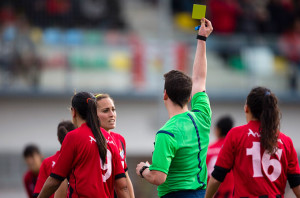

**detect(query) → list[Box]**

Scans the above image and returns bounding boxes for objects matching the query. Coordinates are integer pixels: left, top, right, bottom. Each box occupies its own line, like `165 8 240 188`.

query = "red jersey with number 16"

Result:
101 128 126 198
51 123 108 198
33 151 60 198
215 120 300 197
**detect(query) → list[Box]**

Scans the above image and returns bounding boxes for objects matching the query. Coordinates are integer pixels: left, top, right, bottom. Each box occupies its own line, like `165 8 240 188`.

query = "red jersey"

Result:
101 129 126 198
33 151 60 198
51 123 108 198
23 170 38 198
207 138 234 198
214 120 300 197
109 131 128 172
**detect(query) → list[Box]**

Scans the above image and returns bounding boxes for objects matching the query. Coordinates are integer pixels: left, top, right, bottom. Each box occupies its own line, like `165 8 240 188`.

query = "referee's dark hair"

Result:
216 116 234 137
72 92 107 165
23 144 41 158
164 70 192 108
57 120 75 145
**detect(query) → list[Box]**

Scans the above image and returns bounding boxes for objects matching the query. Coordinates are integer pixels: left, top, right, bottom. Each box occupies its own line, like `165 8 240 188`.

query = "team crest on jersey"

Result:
120 149 124 159
248 129 261 138
89 136 96 143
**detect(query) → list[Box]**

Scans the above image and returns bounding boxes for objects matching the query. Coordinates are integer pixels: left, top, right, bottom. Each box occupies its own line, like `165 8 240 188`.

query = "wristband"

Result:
196 35 207 41
139 166 149 178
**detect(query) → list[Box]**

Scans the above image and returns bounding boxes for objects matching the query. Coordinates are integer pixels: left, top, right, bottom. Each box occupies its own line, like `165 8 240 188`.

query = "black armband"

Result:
211 166 231 182
50 173 65 181
115 173 126 180
288 174 300 188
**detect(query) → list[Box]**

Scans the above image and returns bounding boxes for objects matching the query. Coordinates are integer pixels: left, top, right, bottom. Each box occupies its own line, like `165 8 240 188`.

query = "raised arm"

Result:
191 18 213 97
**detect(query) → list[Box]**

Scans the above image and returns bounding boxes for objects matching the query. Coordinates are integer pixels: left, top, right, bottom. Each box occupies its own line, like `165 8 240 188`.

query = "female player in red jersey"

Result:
33 120 75 198
205 87 300 198
95 93 135 198
37 92 130 198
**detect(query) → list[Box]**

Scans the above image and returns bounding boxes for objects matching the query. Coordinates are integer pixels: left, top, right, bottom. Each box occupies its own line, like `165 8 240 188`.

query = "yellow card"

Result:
192 4 206 19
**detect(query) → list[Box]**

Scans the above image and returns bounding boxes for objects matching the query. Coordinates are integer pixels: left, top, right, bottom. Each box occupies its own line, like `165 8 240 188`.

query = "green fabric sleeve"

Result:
149 132 178 174
191 92 211 118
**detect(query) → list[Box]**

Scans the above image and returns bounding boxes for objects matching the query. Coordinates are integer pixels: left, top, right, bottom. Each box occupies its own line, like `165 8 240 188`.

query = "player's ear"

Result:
163 90 168 100
71 107 76 118
188 96 191 103
244 104 249 113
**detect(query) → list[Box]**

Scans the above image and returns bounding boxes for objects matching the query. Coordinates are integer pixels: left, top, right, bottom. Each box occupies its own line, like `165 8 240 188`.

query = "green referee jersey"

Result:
149 92 212 197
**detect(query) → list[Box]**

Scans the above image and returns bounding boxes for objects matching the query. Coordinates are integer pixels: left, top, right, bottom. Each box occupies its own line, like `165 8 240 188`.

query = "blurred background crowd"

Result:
0 0 299 93
0 0 299 197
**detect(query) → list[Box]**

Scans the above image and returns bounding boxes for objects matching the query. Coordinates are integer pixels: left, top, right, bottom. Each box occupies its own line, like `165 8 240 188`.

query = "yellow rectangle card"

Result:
192 4 206 19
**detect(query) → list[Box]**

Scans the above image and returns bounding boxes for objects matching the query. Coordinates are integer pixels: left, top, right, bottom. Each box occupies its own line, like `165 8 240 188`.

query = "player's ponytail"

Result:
247 87 280 154
72 92 107 164
57 120 76 145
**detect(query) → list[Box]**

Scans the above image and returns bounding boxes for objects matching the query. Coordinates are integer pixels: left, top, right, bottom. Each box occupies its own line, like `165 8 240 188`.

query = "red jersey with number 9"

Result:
215 120 300 197
101 128 126 198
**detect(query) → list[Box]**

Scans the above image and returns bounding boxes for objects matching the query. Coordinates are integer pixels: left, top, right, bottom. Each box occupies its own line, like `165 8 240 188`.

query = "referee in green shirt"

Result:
136 18 213 198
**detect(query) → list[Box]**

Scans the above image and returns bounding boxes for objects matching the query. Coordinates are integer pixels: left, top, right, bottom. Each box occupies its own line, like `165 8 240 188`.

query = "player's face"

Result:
97 98 117 131
25 153 42 174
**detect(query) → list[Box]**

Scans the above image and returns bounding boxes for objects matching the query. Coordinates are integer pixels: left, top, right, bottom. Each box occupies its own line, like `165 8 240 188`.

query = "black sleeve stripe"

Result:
288 174 300 188
115 173 126 180
211 165 231 182
50 173 65 181
33 193 39 197
124 167 128 172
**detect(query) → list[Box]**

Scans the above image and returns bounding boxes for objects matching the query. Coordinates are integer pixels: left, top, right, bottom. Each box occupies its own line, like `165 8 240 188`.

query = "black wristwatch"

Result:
139 166 149 178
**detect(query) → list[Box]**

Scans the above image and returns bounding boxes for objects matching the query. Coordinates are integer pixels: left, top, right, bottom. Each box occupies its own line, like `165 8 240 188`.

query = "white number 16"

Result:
246 142 282 182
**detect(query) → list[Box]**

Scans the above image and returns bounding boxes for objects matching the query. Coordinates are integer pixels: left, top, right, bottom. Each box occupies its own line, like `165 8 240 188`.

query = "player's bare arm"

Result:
204 176 221 198
125 171 135 198
37 176 62 198
54 179 68 198
191 18 213 97
115 177 130 198
136 162 167 186
293 185 300 198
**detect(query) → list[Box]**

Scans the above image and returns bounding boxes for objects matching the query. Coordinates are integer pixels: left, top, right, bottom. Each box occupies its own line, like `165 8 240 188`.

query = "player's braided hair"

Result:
247 87 280 154
72 92 107 165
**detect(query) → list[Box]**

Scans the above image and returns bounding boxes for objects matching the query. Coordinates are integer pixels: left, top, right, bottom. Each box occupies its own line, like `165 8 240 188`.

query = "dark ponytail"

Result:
72 92 107 164
57 120 76 145
246 87 280 154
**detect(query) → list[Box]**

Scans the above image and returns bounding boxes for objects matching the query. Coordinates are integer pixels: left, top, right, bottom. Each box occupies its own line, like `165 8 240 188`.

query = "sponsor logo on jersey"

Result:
52 161 56 168
89 136 96 143
248 129 261 138
106 137 115 145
